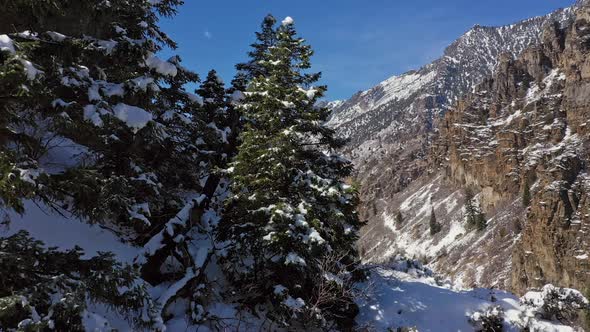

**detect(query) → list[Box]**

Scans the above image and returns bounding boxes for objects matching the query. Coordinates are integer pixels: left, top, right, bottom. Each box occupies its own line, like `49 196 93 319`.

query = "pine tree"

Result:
396 210 404 226
475 210 487 231
465 188 477 229
218 16 361 328
0 0 218 326
196 69 233 171
430 207 441 235
523 177 531 207
235 14 278 83
0 0 201 234
473 197 487 232
464 188 487 231
225 14 280 155
0 231 161 330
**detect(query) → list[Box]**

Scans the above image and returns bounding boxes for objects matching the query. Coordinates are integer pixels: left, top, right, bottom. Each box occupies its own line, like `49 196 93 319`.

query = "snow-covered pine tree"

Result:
223 15 280 152
218 16 361 329
196 70 234 171
234 14 278 84
0 0 216 327
0 231 161 331
464 188 486 231
0 0 203 236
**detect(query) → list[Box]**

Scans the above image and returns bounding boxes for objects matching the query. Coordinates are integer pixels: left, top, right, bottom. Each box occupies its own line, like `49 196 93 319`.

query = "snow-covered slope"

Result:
359 174 523 290
6 204 585 331
327 70 437 129
357 257 585 331
2 198 270 331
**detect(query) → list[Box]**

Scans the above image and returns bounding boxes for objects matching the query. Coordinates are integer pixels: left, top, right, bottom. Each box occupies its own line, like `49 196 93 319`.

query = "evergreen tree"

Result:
523 178 531 207
0 0 204 235
235 14 278 83
465 188 477 229
0 0 219 326
0 231 161 330
429 207 441 235
196 69 233 171
475 210 487 231
218 16 361 328
465 188 487 231
225 14 280 159
396 210 403 226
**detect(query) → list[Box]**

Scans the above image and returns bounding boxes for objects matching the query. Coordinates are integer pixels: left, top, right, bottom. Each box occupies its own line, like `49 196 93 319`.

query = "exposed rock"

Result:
433 3 590 294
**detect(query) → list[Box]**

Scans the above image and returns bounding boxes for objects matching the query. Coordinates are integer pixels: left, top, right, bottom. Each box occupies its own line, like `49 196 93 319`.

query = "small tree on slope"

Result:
217 16 362 329
396 210 403 226
522 178 532 207
430 207 441 235
465 188 487 231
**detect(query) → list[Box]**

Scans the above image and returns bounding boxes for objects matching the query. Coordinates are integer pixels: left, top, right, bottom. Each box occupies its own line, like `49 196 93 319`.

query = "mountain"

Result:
328 6 575 145
432 3 590 294
327 4 575 205
348 0 590 301
330 2 587 293
317 99 344 110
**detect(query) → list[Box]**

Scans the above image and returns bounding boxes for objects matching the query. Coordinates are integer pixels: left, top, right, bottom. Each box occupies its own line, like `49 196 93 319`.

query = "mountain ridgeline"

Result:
330 0 590 295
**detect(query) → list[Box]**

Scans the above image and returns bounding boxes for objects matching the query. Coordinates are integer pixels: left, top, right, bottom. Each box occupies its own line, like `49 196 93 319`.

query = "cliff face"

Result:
327 6 575 235
433 5 590 294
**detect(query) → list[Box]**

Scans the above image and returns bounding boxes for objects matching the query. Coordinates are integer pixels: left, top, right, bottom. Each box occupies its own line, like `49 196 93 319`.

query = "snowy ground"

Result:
356 260 579 332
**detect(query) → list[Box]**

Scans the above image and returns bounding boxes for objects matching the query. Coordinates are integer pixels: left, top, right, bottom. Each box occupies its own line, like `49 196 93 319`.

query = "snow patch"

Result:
113 103 153 133
145 53 178 77
0 34 16 54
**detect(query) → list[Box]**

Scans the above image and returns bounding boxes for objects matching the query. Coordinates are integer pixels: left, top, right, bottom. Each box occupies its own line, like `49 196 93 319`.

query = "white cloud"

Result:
204 30 212 39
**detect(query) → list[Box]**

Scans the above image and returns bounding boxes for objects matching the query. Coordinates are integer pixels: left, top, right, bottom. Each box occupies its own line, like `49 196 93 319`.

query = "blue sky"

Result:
160 0 575 100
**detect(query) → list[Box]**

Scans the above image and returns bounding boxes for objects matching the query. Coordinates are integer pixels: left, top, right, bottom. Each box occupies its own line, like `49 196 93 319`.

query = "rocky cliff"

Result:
431 3 590 294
